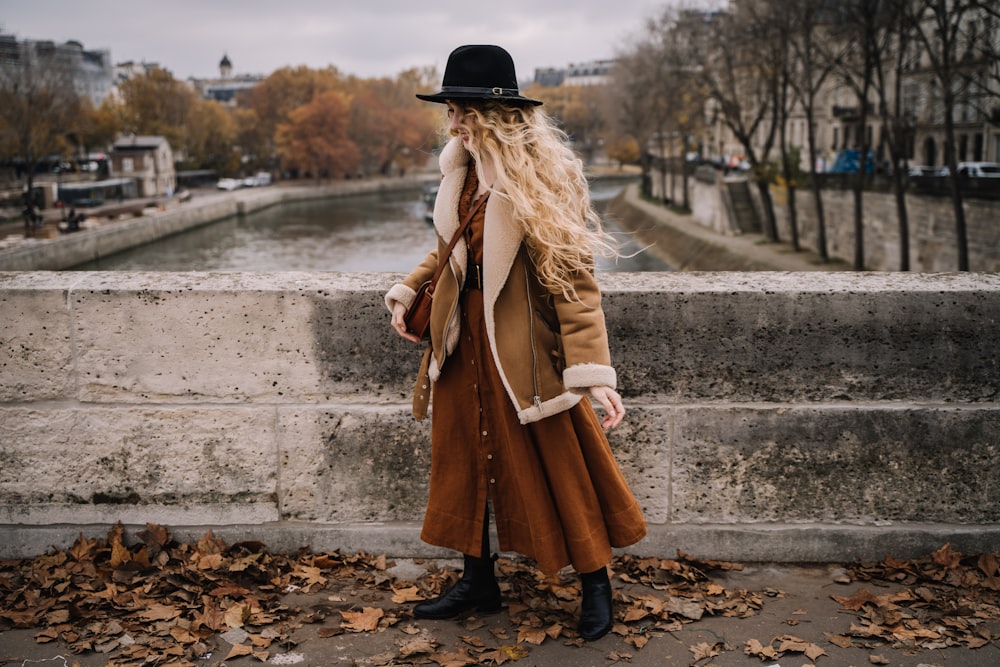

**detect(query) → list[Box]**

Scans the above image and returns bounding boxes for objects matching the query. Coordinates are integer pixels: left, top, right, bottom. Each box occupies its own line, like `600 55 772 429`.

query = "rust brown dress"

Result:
420 167 647 575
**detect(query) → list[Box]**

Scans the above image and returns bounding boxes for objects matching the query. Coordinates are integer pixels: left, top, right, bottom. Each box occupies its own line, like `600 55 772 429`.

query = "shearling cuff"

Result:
385 283 417 313
563 363 617 393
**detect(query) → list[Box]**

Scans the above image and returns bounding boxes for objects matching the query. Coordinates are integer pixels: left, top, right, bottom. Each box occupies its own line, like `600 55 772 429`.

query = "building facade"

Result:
701 1 998 173
111 136 176 197
534 59 615 88
188 54 263 105
0 33 113 104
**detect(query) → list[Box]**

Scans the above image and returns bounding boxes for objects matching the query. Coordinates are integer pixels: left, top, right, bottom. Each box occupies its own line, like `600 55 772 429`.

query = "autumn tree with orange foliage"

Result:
344 67 440 175
239 66 342 169
522 83 608 165
276 89 361 179
117 67 196 154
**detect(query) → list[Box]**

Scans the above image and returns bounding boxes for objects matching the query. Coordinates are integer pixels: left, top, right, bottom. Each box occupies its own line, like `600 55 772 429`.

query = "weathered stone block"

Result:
602 273 1000 403
670 405 1000 524
278 406 432 522
0 272 75 401
605 407 671 523
0 406 278 524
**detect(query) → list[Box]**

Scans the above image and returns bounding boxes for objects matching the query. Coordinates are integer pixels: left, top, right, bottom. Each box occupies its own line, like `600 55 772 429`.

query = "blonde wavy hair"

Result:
450 101 617 300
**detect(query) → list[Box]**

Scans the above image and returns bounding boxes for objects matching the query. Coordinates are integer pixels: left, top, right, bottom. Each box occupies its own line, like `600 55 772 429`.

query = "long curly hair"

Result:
450 100 617 300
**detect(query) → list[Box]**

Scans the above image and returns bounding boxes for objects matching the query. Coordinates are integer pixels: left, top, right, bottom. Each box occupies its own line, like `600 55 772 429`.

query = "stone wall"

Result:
765 186 1000 272
2 272 999 561
648 166 1000 272
0 177 435 271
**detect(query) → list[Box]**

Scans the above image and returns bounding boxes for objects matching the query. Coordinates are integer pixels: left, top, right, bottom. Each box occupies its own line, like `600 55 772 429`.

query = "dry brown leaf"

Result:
223 603 249 629
824 632 854 648
689 641 722 660
224 643 253 660
317 626 343 638
340 606 384 632
776 635 826 660
744 638 779 659
869 654 891 664
832 587 883 611
391 585 424 603
397 636 437 657
517 626 548 645
430 648 479 667
137 604 182 622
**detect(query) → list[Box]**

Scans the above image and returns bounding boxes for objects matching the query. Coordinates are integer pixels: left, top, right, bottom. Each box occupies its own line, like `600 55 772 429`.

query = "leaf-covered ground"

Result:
0 525 997 666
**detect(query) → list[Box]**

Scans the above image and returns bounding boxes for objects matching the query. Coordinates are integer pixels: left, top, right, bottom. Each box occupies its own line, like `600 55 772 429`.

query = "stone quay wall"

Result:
0 176 436 272
756 184 1000 272
3 271 999 562
648 166 1000 272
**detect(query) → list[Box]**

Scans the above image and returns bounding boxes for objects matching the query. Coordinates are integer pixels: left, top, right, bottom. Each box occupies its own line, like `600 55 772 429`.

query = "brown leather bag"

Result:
404 191 490 340
403 280 435 340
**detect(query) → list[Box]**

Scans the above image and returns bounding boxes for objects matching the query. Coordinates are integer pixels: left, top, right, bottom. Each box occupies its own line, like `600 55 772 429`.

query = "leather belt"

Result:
465 263 483 290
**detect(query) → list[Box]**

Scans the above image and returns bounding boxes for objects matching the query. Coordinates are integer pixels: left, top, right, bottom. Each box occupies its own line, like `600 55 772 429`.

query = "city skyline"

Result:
0 0 690 81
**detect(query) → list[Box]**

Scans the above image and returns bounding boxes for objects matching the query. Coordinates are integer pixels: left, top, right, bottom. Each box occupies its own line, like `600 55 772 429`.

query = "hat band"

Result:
439 85 520 97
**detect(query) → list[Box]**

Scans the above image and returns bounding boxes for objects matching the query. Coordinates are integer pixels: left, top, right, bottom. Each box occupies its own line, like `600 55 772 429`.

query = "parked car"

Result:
958 162 1000 178
242 176 259 188
908 165 937 177
254 171 272 186
829 149 875 174
216 178 241 191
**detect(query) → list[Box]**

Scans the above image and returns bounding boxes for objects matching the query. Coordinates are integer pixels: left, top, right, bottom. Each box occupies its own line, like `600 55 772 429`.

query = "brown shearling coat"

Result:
387 138 646 573
385 137 617 424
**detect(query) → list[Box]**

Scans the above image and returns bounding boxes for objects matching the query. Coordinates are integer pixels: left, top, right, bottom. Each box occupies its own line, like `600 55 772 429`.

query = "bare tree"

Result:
770 2 803 251
693 0 782 241
909 0 983 270
872 0 919 270
0 43 80 235
787 0 843 262
831 0 884 271
609 44 659 198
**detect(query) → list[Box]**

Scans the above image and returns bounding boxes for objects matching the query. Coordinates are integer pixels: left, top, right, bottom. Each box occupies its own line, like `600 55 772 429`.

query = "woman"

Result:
386 44 646 641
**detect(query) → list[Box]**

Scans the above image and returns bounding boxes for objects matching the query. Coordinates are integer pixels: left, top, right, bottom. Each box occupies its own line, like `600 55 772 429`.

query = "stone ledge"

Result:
2 271 998 561
4 521 998 564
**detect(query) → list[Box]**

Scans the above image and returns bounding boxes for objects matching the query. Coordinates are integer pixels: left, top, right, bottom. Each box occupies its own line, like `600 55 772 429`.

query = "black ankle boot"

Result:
413 554 502 619
578 567 613 641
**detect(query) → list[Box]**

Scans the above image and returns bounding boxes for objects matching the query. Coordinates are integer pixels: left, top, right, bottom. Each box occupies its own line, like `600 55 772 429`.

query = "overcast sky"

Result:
0 0 694 82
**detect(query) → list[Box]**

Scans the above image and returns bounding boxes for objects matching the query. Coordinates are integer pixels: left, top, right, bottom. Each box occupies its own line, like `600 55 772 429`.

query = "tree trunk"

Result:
779 116 800 252
805 106 829 262
892 168 910 270
942 109 970 270
756 179 779 242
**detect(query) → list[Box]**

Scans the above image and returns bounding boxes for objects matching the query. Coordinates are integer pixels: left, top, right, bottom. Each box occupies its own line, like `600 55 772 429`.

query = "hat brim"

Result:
416 91 543 106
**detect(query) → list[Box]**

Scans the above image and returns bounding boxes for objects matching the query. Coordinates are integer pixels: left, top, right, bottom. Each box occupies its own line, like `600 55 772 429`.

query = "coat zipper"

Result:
523 260 542 409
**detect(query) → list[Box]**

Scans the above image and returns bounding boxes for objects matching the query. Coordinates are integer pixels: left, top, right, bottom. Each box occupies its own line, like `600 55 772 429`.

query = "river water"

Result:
71 181 669 272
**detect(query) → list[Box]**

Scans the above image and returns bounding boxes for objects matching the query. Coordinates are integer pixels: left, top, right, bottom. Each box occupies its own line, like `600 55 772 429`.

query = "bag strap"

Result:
426 190 490 290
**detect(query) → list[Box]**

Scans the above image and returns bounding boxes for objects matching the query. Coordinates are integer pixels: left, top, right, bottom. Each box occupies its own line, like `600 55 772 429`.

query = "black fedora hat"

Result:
416 44 542 106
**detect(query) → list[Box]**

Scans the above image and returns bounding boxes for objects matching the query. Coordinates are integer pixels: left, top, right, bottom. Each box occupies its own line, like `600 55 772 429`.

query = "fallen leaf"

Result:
340 607 384 632
517 626 548 645
398 636 437 657
689 641 722 660
824 632 854 648
391 585 424 603
224 643 253 660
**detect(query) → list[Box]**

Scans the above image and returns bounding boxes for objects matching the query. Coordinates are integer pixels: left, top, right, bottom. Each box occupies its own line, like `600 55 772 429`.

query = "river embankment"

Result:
608 183 849 272
0 175 439 271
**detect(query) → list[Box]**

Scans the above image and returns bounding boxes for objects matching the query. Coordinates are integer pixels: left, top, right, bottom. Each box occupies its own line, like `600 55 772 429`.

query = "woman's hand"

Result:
391 302 423 343
589 386 625 430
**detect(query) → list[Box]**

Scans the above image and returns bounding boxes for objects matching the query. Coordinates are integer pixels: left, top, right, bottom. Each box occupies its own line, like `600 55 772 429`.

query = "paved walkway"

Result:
613 184 852 272
2 555 995 667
